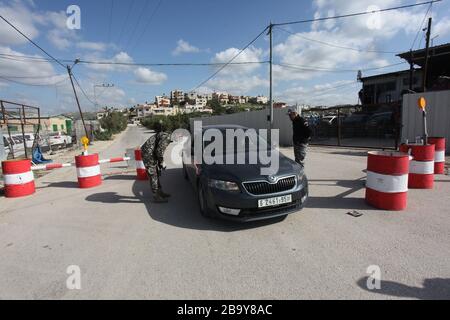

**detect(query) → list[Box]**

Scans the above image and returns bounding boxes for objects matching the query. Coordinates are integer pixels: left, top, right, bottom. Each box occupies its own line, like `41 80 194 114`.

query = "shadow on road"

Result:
330 151 370 157
38 181 79 189
357 277 450 300
86 168 286 232
306 177 375 211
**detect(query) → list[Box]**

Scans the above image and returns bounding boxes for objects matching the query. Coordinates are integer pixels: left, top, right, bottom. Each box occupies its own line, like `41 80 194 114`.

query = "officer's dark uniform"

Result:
292 115 311 168
141 132 171 194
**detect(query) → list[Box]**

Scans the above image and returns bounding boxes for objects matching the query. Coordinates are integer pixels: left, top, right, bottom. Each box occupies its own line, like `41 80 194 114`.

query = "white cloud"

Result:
433 18 450 38
76 41 108 51
0 46 66 85
278 80 360 105
83 51 134 72
211 46 264 75
207 75 268 94
42 10 79 50
0 1 40 46
172 39 200 56
134 67 167 84
272 0 443 83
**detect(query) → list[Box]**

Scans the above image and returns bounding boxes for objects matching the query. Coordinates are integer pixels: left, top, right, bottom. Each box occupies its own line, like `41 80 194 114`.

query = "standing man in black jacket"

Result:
288 108 312 168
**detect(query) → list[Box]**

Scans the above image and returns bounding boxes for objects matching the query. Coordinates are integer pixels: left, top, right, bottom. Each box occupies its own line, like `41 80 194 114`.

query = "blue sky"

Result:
1 0 450 115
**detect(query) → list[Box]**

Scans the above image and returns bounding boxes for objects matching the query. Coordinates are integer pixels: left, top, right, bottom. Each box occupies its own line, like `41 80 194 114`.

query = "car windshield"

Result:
201 129 271 155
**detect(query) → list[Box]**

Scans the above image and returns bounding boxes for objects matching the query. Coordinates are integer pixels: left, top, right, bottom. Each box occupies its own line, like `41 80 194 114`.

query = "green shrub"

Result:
141 112 206 132
99 112 127 134
94 130 112 141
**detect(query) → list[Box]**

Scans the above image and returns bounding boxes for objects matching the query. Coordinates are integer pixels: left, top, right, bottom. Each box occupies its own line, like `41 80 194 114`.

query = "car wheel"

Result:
197 181 210 218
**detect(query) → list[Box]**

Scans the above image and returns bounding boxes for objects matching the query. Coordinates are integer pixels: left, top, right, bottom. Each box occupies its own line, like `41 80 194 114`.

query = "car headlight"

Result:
208 179 240 192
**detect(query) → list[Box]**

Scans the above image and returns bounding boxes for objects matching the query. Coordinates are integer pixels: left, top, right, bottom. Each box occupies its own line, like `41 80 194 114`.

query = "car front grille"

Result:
243 176 296 195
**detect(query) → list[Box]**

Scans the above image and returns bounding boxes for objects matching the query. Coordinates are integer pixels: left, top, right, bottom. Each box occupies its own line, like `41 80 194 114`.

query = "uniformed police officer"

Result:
287 108 311 168
141 121 172 203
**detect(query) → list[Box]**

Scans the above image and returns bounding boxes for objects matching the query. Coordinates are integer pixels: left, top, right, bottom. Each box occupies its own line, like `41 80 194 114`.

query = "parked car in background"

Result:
48 131 72 148
321 115 337 126
342 113 370 138
3 136 25 158
365 112 394 138
315 115 338 138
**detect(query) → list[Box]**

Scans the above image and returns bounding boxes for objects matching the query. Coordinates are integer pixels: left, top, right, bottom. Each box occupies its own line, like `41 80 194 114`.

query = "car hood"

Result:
202 150 301 182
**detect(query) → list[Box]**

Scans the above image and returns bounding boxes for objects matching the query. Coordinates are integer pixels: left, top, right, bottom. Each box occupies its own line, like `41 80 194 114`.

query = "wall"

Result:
190 107 297 146
402 90 450 153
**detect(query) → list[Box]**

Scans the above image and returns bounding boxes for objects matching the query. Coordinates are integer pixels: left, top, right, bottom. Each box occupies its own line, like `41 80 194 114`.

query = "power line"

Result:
0 14 66 69
275 61 407 73
107 0 114 44
77 60 269 67
71 75 97 106
192 26 270 91
276 26 399 54
129 0 164 52
0 53 268 67
411 2 433 50
272 0 442 27
0 73 67 79
116 0 136 47
123 0 153 51
0 75 69 87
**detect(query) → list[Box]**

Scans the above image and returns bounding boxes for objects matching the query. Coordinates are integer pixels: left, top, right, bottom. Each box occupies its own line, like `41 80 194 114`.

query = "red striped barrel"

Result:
1 159 35 198
134 149 148 181
428 137 446 174
75 154 102 188
400 144 435 189
365 151 409 211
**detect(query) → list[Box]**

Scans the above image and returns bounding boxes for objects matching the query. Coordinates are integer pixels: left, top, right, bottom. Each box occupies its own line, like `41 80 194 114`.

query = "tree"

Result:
207 99 225 115
99 111 127 134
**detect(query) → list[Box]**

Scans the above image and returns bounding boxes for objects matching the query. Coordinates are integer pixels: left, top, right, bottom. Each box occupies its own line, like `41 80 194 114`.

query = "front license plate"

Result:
258 195 292 208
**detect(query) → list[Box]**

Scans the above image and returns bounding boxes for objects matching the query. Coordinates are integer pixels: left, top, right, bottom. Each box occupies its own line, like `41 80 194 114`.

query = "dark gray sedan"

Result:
182 125 308 222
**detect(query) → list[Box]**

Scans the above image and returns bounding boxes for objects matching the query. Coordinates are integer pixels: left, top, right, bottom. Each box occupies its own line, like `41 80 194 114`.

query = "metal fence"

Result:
303 103 401 150
1 99 41 159
190 103 401 149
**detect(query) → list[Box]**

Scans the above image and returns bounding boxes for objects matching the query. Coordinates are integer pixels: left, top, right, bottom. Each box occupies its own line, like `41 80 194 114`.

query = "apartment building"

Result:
155 96 171 107
170 90 185 105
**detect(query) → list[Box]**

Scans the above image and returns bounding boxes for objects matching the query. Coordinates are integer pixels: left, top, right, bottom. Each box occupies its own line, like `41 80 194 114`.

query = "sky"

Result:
0 0 450 115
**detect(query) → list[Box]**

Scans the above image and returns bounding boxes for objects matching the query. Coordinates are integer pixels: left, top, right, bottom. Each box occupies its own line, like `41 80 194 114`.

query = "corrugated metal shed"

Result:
402 90 450 153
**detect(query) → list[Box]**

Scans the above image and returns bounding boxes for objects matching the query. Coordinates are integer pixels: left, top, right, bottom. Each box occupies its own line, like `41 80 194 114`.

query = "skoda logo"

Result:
268 176 276 183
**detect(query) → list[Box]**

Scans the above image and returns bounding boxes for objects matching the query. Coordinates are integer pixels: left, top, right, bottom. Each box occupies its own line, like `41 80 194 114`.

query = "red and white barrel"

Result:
365 151 409 211
134 149 148 181
400 144 435 189
428 137 446 174
75 154 102 188
1 159 35 198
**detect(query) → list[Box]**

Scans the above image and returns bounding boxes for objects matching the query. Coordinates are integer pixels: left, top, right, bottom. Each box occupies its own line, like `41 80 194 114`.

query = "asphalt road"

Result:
0 125 449 299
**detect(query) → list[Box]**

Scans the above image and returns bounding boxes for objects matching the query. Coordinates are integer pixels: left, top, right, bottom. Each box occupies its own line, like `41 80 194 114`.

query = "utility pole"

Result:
268 23 274 146
66 64 89 140
422 17 432 92
409 50 414 91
